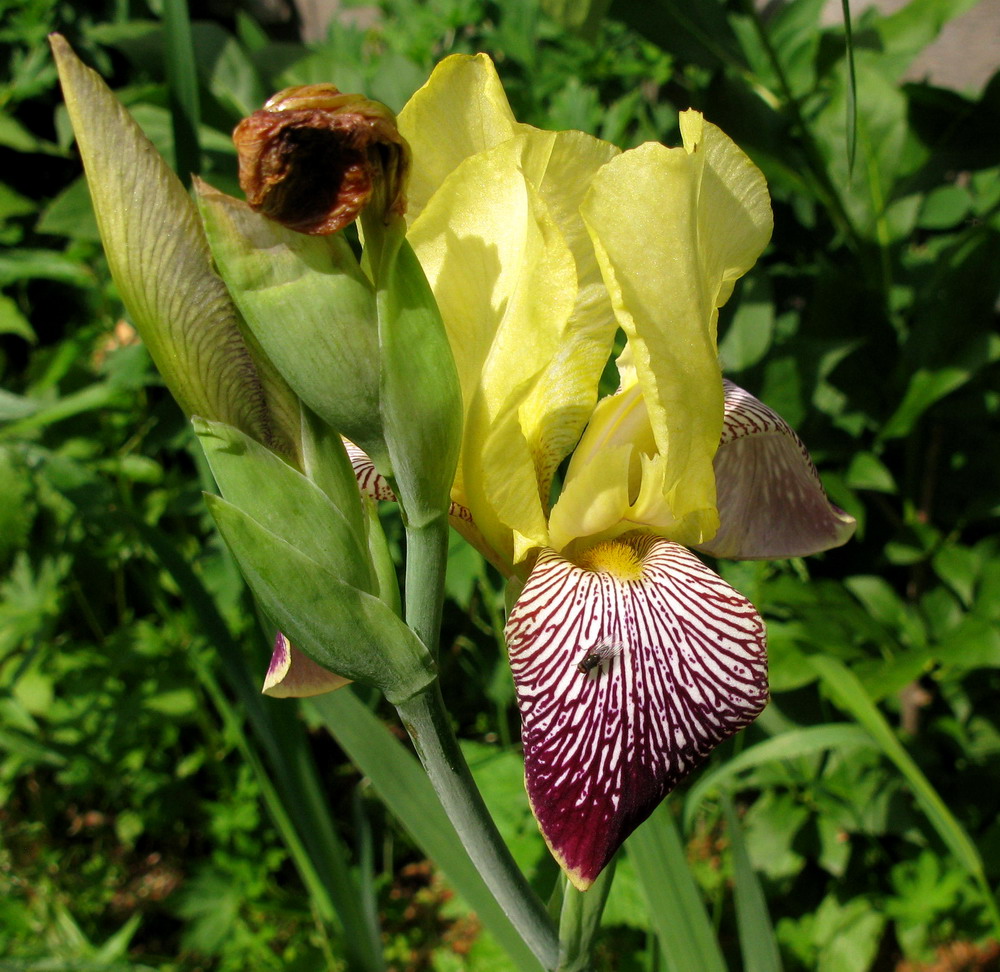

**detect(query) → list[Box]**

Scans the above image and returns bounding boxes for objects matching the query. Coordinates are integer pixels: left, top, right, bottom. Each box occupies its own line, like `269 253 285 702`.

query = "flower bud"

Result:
233 84 410 235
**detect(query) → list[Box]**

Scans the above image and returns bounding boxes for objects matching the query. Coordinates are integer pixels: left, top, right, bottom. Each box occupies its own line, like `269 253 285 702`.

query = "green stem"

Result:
403 517 450 658
400 517 558 968
396 682 559 970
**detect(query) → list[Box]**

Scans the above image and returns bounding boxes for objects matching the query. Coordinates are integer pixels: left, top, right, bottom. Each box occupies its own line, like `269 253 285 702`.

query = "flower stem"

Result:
403 517 450 658
395 682 559 970
398 518 559 970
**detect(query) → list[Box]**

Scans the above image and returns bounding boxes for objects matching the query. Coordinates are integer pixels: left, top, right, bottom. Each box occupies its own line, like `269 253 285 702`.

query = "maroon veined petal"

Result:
263 630 351 698
344 438 519 575
344 439 472 523
505 534 768 890
697 381 856 560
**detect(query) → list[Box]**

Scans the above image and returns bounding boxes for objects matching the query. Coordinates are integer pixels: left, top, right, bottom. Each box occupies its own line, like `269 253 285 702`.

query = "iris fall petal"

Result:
697 382 857 559
263 631 351 698
505 535 768 889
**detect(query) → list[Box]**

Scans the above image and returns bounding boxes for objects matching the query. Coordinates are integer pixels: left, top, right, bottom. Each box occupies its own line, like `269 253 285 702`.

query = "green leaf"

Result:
541 0 613 37
719 275 775 371
35 177 100 241
845 451 896 493
628 803 728 972
723 796 783 972
50 35 299 460
877 0 983 64
612 0 746 73
918 184 973 230
163 0 201 181
194 418 373 592
879 366 971 440
810 656 1000 934
0 248 94 288
684 725 878 829
0 293 35 342
0 182 36 220
206 495 435 703
309 688 545 972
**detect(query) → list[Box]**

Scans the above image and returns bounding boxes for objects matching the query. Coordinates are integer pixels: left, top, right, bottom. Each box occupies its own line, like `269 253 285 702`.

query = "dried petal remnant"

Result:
234 84 410 235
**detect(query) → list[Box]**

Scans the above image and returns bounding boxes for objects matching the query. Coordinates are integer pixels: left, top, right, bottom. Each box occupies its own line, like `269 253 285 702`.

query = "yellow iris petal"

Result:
579 112 772 541
398 53 526 223
408 129 620 566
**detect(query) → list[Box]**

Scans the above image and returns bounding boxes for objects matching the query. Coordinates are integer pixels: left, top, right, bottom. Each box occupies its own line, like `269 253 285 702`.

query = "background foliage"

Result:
1 0 998 969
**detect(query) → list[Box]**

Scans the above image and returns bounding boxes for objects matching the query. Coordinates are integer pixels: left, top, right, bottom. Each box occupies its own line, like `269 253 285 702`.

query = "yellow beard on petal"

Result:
575 537 644 581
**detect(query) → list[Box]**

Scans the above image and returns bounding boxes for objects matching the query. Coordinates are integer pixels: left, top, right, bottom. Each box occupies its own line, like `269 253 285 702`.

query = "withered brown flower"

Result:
233 84 410 235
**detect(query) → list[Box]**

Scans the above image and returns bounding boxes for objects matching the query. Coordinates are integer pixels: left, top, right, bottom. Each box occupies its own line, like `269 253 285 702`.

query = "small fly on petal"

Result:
576 640 625 675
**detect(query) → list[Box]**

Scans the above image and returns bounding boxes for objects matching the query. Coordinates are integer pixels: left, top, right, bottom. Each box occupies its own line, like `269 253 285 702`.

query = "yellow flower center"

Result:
576 538 644 581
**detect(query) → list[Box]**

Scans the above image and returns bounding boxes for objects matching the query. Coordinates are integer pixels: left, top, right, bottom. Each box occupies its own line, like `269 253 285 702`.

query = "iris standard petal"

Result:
263 631 351 697
580 114 772 543
505 535 768 889
407 137 576 561
697 382 857 559
398 53 525 223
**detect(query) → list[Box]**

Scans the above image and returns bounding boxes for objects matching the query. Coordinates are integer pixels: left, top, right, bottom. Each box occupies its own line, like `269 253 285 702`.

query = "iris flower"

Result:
269 54 855 889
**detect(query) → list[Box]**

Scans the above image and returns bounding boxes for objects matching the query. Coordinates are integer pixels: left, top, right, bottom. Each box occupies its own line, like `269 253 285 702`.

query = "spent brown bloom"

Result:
233 84 410 235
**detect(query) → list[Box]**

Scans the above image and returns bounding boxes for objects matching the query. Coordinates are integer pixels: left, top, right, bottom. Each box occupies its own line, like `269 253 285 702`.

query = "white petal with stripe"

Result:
505 534 767 889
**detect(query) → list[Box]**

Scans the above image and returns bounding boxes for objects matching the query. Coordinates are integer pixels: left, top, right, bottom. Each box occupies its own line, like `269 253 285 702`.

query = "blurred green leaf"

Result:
628 803 728 972
810 656 1000 934
685 725 877 829
723 795 783 972
310 688 545 972
879 367 971 439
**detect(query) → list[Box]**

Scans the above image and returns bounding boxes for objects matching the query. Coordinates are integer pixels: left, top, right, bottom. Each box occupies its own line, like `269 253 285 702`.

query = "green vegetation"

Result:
2 0 998 969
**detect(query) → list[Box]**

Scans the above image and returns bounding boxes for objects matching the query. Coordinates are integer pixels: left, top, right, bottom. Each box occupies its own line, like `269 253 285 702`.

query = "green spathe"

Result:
196 183 387 470
195 417 373 594
207 495 437 704
298 405 369 545
49 34 300 461
364 218 463 530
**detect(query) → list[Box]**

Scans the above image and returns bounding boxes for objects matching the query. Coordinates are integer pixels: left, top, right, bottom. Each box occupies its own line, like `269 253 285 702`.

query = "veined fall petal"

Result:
234 84 410 235
505 535 767 890
697 382 857 559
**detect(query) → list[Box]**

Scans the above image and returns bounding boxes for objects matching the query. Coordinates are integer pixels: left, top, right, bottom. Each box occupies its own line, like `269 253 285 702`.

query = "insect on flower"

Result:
576 640 625 675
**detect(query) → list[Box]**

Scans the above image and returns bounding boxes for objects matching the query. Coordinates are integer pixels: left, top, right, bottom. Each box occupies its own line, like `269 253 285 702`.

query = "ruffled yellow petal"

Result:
579 112 772 542
550 384 719 552
398 53 525 223
408 129 618 564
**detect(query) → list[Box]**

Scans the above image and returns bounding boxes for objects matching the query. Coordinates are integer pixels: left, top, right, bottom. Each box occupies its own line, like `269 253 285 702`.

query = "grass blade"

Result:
683 724 877 830
162 0 201 180
309 688 545 972
810 655 1000 935
627 802 728 972
841 0 857 173
722 795 783 972
134 517 386 971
